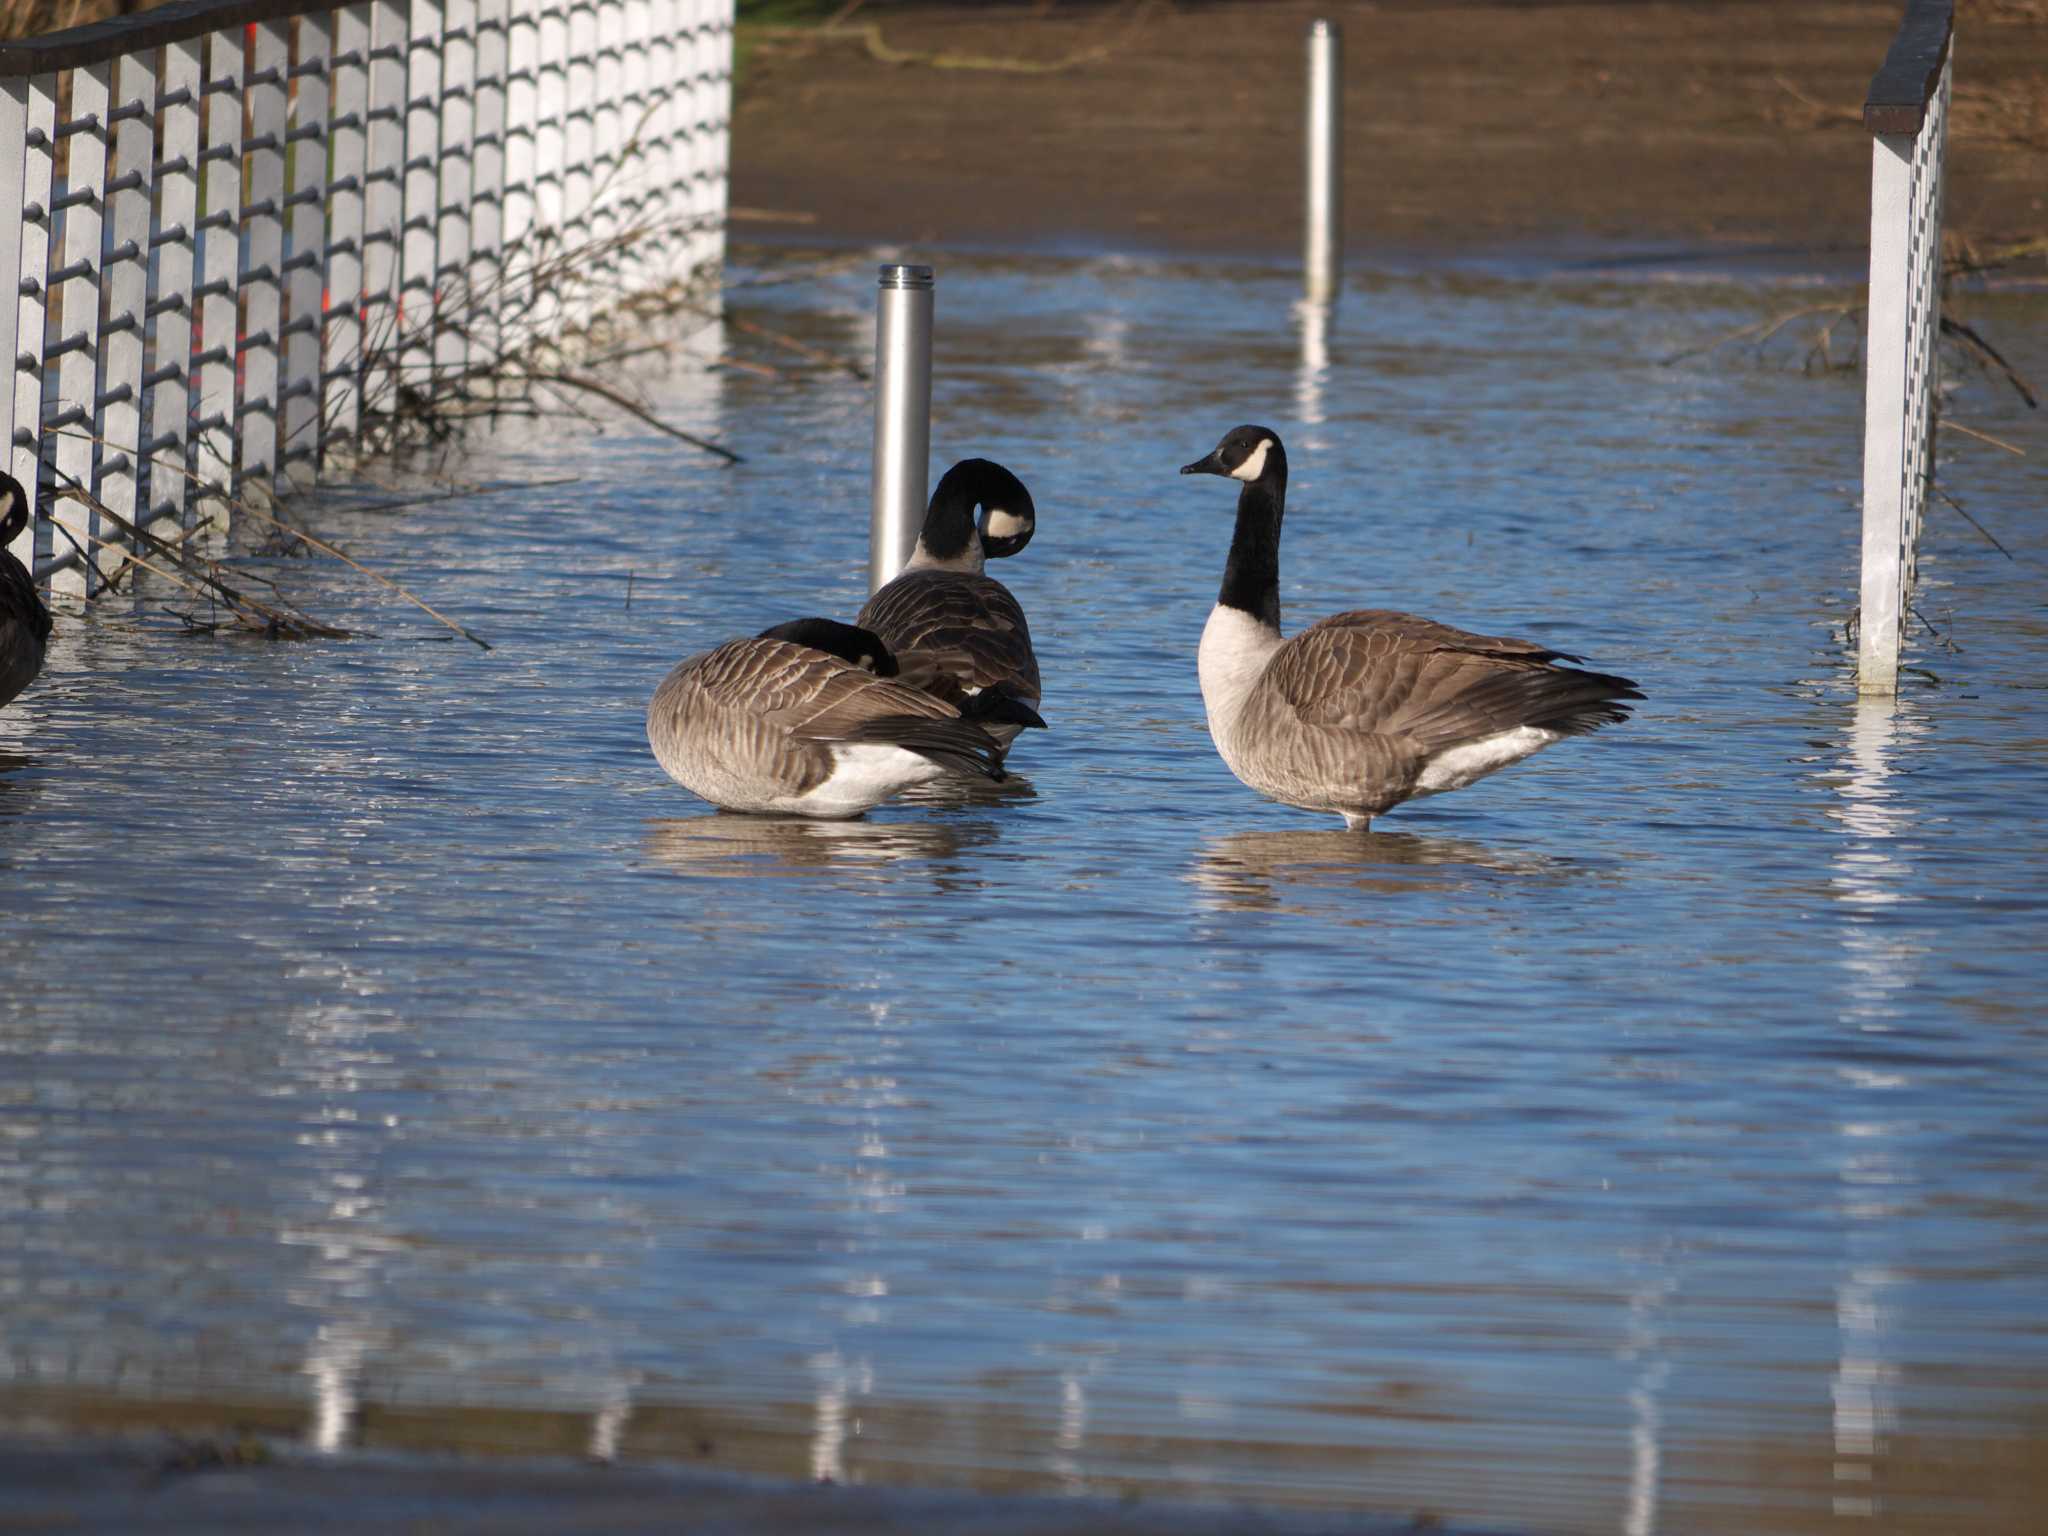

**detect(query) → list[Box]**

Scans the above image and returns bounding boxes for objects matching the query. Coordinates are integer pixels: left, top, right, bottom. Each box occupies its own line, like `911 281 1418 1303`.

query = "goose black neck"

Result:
1218 459 1286 629
917 464 986 563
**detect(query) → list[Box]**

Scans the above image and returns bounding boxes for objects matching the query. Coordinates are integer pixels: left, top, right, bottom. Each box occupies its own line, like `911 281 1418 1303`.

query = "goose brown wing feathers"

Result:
691 637 960 739
856 569 1041 708
1268 610 1641 752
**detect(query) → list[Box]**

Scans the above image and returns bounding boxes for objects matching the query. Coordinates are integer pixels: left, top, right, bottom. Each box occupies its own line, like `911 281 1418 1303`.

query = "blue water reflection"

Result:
1 250 2044 1533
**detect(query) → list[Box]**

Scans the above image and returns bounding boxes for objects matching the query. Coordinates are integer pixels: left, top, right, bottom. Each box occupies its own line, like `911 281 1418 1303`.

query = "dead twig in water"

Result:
518 369 744 464
48 428 496 646
1939 419 2029 456
1939 314 2041 409
1932 486 2017 561
714 307 868 381
223 495 496 650
1658 303 1859 367
45 476 350 638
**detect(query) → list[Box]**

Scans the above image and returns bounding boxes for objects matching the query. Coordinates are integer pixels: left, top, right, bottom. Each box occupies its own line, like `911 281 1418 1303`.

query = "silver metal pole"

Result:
870 263 935 593
1304 19 1342 306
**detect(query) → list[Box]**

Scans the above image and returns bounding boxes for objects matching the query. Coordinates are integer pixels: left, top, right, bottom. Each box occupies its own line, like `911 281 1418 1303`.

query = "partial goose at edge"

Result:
1 474 52 712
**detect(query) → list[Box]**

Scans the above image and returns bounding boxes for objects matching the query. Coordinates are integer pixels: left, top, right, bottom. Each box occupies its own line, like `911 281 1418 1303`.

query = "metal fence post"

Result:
325 6 372 461
1304 18 1341 307
284 15 333 487
98 52 156 564
50 61 110 595
869 262 933 594
0 77 32 573
151 39 202 529
192 28 243 525
240 21 290 502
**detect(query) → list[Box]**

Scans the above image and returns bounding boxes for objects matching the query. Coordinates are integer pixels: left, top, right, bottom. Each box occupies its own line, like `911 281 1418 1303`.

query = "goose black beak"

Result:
1180 453 1224 477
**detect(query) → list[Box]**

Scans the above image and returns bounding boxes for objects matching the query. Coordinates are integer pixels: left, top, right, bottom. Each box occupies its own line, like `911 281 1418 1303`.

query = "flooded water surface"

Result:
2 250 2045 1534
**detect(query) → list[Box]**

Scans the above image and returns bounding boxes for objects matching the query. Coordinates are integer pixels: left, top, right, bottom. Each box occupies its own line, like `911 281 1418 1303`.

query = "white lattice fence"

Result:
1858 0 1953 696
1 0 733 598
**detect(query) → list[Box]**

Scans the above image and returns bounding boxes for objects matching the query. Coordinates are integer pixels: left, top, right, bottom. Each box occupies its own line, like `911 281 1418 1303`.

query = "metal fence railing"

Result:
1857 0 1952 696
1 0 734 597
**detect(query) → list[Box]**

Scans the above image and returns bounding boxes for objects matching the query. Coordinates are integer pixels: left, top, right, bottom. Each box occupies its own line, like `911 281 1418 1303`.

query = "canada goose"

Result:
0 474 51 711
1180 426 1642 831
856 458 1043 754
647 617 1011 819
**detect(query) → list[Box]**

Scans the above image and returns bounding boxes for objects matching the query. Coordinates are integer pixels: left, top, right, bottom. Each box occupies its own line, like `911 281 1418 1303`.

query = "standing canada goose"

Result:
1 474 52 711
1180 426 1642 831
647 617 1011 819
856 458 1044 754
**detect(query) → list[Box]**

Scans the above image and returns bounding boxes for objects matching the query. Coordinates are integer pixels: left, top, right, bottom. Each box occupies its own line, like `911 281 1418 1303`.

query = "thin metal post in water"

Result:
869 262 933 594
1304 18 1342 307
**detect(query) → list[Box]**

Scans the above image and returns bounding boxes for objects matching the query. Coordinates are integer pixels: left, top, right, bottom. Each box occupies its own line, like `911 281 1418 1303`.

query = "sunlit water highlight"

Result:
2 250 2045 1535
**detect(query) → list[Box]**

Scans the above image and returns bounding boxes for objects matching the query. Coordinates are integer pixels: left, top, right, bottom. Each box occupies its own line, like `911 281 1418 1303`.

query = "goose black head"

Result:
758 618 900 676
922 458 1036 564
1180 426 1286 486
0 474 27 546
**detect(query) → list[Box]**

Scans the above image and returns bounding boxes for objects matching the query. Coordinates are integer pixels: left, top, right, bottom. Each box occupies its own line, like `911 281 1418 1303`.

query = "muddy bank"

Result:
729 0 2048 265
0 1434 1507 1535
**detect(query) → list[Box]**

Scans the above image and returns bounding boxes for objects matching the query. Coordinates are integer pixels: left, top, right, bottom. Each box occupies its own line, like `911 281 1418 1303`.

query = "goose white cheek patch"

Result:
984 509 1030 541
1228 440 1274 481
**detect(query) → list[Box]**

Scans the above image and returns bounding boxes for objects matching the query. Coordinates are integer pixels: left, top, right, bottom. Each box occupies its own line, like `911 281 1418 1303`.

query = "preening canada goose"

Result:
647 617 1010 819
0 474 51 711
856 458 1045 753
1180 426 1642 831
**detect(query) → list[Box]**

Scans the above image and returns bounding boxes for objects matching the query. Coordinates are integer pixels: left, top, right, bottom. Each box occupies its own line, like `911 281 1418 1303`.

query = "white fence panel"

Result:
1857 0 1955 696
0 0 734 594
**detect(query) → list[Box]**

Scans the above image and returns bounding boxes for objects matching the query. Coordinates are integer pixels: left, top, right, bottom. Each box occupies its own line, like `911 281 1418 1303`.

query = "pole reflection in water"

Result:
589 1373 635 1462
1825 695 1927 1519
809 998 906 1482
1295 299 1333 444
1621 1261 1678 1536
282 998 397 1455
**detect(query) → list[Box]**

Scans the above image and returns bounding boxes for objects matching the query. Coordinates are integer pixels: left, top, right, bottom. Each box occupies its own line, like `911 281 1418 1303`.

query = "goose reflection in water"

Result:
894 768 1037 813
1189 826 1572 914
643 812 1002 881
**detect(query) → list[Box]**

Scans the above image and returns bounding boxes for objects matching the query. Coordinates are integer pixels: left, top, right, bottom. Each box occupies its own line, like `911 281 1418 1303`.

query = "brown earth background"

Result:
4 0 2042 266
729 0 2048 267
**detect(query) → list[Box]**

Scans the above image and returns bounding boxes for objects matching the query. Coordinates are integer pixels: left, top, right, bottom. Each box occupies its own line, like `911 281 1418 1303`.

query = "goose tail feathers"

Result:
1526 667 1644 736
960 688 1048 733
